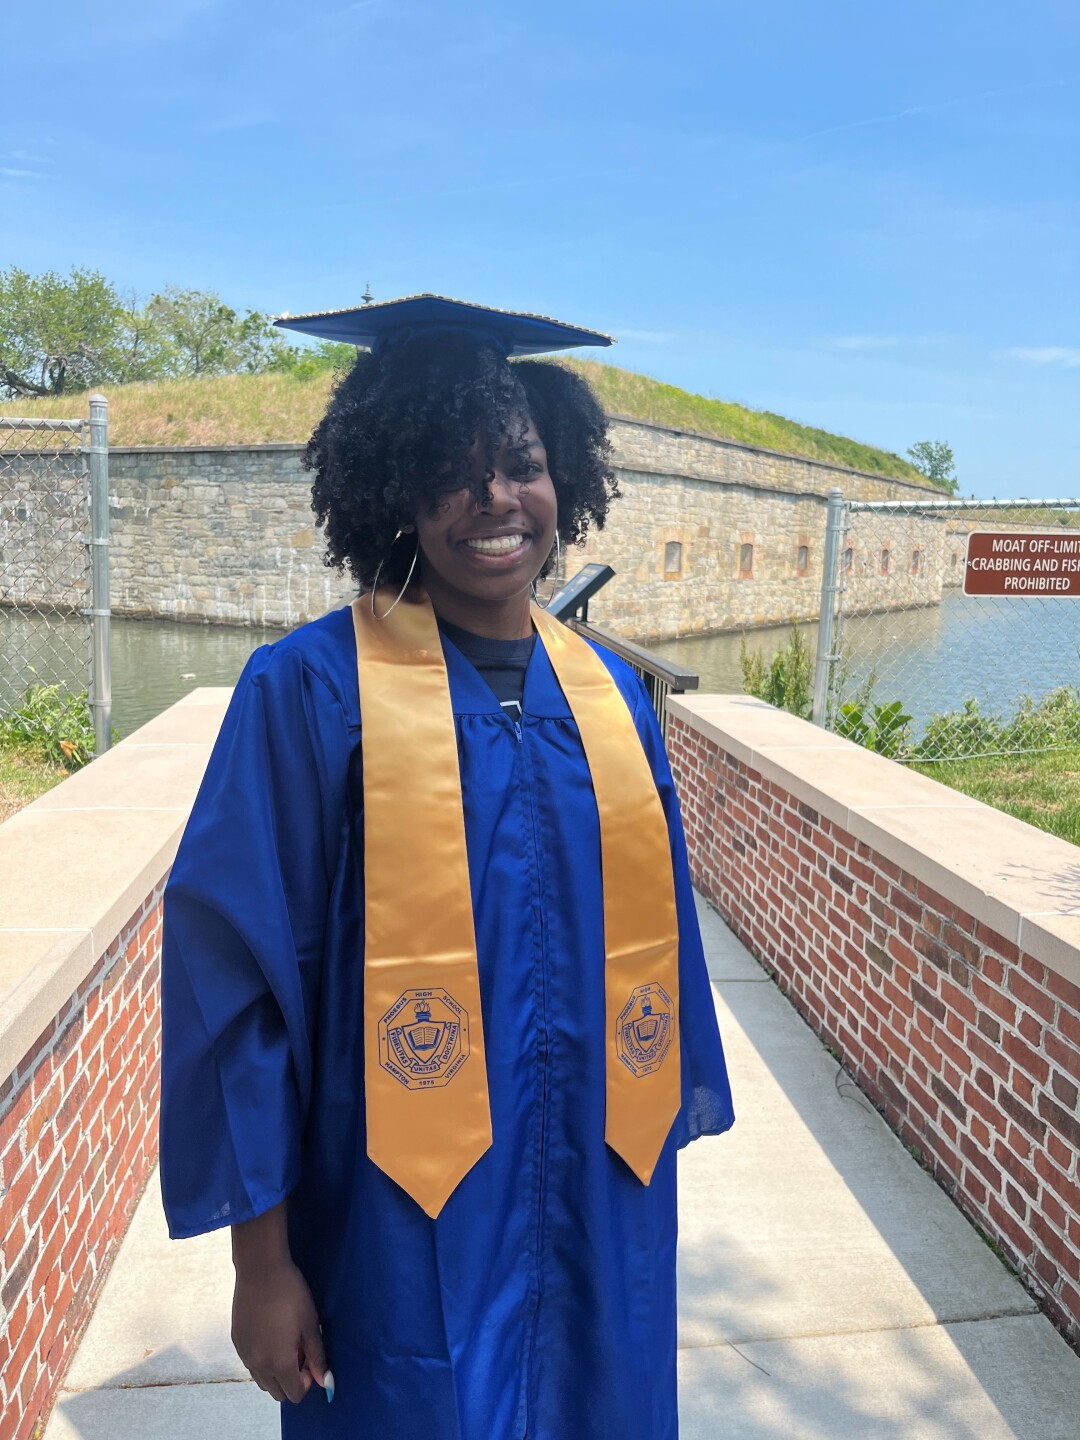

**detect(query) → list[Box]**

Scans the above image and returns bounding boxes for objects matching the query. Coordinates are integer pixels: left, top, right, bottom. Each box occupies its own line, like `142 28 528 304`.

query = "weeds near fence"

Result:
0 683 97 769
911 686 1080 763
834 699 914 759
740 619 1080 770
740 622 814 719
825 686 1080 764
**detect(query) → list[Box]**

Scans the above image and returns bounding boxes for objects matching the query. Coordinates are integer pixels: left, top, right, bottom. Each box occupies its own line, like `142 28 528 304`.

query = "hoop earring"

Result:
531 531 561 610
370 530 420 619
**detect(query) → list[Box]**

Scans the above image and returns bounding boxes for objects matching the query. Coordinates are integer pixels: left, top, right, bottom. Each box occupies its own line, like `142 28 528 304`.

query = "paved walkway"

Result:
43 898 1080 1439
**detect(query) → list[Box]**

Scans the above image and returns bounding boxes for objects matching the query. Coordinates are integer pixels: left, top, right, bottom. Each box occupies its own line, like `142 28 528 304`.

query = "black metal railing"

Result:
546 563 699 729
567 618 699 731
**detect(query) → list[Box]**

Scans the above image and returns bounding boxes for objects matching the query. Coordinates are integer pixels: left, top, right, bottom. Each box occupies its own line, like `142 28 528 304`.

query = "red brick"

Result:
994 1139 1039 1197
910 978 947 1023
968 1029 1010 1082
891 886 923 923
1051 1070 1079 1111
936 1026 975 1078
1002 1031 1051 1085
1018 1010 1043 1047
1033 1250 1059 1291
1 1151 38 1220
1046 966 1080 1010
1038 1092 1080 1148
0 1081 34 1156
1005 1122 1033 1163
26 1146 64 1219
1046 1031 1080 1082
907 1074 939 1123
986 1195 1033 1266
1034 1151 1080 1214
970 1115 991 1149
964 1169 988 1208
939 977 978 1023
963 1083 1008 1136
1020 953 1050 986
1009 970 1057 1024
1 1233 42 1317
915 928 950 972
960 1133 1003 1193
1032 1212 1074 1271
981 952 1007 987
1043 1190 1067 1233
1005 1182 1028 1222
975 922 1019 967
972 976 1017 1027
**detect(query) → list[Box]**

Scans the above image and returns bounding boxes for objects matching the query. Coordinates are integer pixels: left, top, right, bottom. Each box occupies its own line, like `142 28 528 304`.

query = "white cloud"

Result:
828 335 903 351
825 335 949 352
1002 346 1080 369
0 167 40 178
794 77 1070 145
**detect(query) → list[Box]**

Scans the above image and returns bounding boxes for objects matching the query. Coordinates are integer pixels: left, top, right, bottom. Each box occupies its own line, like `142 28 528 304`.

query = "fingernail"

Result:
324 1369 335 1404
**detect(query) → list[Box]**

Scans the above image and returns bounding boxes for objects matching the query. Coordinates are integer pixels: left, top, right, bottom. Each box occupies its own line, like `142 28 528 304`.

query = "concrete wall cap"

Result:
670 694 1080 988
0 689 229 1082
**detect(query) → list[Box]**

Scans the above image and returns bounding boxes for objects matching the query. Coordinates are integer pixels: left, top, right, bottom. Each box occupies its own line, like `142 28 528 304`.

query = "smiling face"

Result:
409 417 558 638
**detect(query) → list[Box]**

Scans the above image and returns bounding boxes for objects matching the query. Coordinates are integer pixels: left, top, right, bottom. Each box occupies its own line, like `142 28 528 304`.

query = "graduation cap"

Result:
273 292 615 358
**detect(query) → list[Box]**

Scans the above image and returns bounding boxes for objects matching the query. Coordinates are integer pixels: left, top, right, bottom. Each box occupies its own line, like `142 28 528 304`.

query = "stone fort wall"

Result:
2 417 945 641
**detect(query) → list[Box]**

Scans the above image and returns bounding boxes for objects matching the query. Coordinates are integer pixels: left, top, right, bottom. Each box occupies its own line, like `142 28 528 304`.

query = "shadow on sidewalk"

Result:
677 905 1079 1439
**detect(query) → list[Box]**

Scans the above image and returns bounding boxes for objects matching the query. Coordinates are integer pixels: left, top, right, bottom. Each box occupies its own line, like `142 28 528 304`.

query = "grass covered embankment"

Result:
0 747 66 824
0 363 928 482
913 751 1080 847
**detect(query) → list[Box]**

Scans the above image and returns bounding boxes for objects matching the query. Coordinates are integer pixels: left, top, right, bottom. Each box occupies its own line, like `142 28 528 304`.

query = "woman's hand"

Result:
231 1203 333 1405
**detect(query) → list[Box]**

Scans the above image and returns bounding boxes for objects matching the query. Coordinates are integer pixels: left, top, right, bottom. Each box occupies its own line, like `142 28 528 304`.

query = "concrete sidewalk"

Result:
43 898 1080 1440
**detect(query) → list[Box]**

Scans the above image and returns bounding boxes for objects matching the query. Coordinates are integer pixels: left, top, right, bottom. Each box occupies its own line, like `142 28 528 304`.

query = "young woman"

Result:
160 296 734 1440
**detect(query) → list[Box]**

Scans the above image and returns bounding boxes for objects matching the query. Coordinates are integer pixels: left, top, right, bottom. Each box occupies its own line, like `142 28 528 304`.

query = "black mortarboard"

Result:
273 293 615 358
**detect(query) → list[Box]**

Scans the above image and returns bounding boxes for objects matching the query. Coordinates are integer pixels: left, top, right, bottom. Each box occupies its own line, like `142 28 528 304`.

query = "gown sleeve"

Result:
159 642 352 1239
629 683 736 1147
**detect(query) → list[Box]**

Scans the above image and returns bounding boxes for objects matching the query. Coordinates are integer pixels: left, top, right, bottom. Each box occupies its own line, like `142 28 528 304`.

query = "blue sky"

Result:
3 0 1078 496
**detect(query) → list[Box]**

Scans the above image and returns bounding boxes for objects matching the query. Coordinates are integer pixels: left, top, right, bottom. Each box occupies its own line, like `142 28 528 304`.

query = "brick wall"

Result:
0 889 163 1440
668 709 1080 1350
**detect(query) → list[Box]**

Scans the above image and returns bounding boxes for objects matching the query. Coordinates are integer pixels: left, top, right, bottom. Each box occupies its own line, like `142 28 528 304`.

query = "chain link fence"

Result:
813 492 1080 762
0 397 111 757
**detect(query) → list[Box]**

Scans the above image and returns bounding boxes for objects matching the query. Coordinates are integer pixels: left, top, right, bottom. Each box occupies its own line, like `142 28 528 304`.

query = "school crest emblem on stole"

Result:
616 982 674 1078
378 988 470 1090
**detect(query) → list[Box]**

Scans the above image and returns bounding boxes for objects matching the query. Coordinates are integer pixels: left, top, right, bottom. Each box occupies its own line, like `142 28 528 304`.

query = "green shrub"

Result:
0 684 96 770
740 622 813 720
834 699 914 759
916 698 1006 760
1002 686 1080 751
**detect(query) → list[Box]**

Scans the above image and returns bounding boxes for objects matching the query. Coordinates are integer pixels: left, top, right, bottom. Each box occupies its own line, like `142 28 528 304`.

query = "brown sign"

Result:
964 531 1080 596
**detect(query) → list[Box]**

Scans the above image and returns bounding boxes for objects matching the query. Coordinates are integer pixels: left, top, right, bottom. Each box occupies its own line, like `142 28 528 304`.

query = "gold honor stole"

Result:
351 589 680 1218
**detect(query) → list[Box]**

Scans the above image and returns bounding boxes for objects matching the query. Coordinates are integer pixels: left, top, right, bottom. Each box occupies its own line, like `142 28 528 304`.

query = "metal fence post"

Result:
88 393 112 754
812 488 845 727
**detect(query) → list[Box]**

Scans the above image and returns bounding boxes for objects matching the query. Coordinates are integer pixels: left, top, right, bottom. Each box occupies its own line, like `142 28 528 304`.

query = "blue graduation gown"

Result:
160 604 733 1440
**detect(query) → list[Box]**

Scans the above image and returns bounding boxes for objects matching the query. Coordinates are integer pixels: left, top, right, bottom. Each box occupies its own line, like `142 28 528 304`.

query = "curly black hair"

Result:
303 333 619 588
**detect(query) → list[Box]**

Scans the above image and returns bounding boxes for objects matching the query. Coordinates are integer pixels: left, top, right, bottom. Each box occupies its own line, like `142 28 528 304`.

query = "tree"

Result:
0 266 130 397
0 267 357 397
907 440 958 495
145 287 293 377
268 339 359 379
